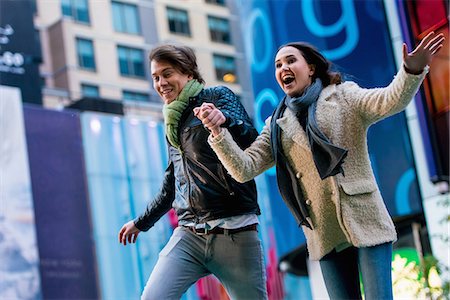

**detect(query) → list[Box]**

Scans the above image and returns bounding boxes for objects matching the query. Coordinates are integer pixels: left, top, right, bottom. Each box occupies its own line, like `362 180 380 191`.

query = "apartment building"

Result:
35 0 254 117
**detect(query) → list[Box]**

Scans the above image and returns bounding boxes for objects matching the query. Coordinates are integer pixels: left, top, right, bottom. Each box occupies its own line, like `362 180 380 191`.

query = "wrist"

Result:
403 64 423 75
211 127 223 137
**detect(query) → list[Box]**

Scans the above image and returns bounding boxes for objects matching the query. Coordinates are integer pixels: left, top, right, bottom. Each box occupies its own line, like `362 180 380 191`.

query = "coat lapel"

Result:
275 84 338 152
276 108 310 151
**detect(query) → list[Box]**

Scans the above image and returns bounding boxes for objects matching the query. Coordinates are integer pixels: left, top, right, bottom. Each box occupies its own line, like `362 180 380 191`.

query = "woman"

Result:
194 31 445 299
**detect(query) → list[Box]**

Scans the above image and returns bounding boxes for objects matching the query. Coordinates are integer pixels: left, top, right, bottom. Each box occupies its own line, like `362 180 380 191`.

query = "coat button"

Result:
296 172 302 179
306 199 312 205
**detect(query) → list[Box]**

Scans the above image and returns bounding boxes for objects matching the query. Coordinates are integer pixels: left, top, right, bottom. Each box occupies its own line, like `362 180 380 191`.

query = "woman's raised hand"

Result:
403 31 445 74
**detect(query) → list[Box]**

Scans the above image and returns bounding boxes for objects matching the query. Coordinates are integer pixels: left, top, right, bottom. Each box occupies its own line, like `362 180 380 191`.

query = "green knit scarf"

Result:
162 80 204 149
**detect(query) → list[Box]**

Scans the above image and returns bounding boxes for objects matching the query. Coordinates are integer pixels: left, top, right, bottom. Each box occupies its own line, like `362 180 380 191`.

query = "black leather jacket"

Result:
135 86 260 231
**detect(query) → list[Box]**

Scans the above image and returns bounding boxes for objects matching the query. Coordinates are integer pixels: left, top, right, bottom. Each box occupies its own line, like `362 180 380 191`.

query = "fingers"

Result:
118 222 139 246
209 111 224 126
118 227 124 243
427 34 445 55
402 43 408 61
193 107 200 116
418 31 437 49
418 32 445 53
194 103 225 129
423 32 443 48
120 231 138 246
194 103 215 118
205 110 225 129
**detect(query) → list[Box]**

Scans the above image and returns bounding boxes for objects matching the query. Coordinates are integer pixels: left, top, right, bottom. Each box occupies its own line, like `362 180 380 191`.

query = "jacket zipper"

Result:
178 120 200 221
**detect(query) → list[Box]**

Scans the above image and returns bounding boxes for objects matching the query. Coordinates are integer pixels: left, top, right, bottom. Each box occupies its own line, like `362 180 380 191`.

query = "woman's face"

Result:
151 60 192 104
275 46 315 98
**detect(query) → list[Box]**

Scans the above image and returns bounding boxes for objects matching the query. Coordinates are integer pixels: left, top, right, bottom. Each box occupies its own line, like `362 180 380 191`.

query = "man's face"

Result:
151 60 192 104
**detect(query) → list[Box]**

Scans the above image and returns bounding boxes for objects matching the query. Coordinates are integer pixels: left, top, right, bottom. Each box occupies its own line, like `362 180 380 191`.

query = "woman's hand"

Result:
193 102 226 136
403 31 445 74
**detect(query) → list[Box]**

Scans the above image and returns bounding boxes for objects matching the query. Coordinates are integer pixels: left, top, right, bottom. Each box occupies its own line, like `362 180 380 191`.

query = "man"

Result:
118 44 267 300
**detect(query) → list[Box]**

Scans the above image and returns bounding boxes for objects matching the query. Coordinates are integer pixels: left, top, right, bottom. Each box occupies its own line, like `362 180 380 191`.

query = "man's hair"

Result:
149 44 205 84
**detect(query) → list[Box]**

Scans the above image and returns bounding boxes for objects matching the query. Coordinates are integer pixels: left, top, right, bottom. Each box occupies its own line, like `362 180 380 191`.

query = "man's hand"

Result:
118 220 141 246
193 102 226 137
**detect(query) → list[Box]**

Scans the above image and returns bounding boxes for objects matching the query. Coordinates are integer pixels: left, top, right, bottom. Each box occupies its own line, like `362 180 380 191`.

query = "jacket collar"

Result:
276 109 309 151
274 83 337 149
320 83 337 101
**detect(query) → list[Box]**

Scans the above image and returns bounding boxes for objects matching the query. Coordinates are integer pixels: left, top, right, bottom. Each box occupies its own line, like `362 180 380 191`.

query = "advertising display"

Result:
0 86 41 299
399 0 449 183
24 105 99 299
80 113 199 300
0 0 42 104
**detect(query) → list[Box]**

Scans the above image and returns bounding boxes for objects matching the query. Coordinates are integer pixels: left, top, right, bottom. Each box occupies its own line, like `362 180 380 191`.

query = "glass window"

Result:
61 0 90 24
112 2 140 35
213 54 237 83
167 7 191 36
208 16 231 44
117 46 145 78
205 0 226 5
76 38 96 70
123 90 149 102
81 84 99 97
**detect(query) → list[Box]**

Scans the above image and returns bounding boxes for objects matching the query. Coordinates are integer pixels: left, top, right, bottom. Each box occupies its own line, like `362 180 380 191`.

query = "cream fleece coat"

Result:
209 66 428 260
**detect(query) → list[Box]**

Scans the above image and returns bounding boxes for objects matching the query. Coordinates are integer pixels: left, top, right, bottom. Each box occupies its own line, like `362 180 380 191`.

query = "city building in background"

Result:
1 0 449 299
34 0 255 118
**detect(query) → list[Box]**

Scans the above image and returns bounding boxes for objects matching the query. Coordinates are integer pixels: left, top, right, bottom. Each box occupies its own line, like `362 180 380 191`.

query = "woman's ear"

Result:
309 65 315 77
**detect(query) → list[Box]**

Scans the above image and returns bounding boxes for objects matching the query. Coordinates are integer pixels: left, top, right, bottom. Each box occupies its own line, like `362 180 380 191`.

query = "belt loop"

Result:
223 228 230 236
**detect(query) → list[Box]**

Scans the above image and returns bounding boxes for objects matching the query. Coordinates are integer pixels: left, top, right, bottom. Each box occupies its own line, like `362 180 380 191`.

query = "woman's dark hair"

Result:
276 42 342 87
149 44 205 84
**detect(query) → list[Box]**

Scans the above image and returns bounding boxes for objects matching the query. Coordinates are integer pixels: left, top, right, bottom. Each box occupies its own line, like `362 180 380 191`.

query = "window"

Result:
76 38 96 70
112 2 140 35
61 0 90 24
213 54 237 83
167 7 191 36
205 0 226 5
208 16 231 44
117 46 145 78
81 84 99 97
123 90 149 102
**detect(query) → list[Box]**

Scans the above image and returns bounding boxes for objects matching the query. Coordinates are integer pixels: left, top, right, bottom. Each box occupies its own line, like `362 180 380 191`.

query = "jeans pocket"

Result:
159 236 182 257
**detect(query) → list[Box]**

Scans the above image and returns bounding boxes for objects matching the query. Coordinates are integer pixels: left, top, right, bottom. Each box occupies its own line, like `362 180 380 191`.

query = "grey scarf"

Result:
285 78 347 179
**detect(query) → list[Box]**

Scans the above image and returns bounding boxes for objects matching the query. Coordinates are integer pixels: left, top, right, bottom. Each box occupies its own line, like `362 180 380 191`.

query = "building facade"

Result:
35 0 254 118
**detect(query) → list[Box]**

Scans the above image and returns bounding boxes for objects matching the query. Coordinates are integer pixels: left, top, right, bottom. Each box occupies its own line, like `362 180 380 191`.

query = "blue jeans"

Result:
319 242 393 300
141 226 267 300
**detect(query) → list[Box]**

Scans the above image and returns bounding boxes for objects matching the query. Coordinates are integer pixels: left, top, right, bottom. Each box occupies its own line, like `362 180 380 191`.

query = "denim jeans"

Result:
319 242 393 300
141 226 267 300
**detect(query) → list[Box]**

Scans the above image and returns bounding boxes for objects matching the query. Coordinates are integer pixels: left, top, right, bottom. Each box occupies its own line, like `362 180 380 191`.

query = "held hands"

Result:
118 220 140 246
403 31 445 74
193 103 226 137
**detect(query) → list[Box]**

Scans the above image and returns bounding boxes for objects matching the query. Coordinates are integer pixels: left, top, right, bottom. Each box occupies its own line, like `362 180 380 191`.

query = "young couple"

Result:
119 32 444 300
